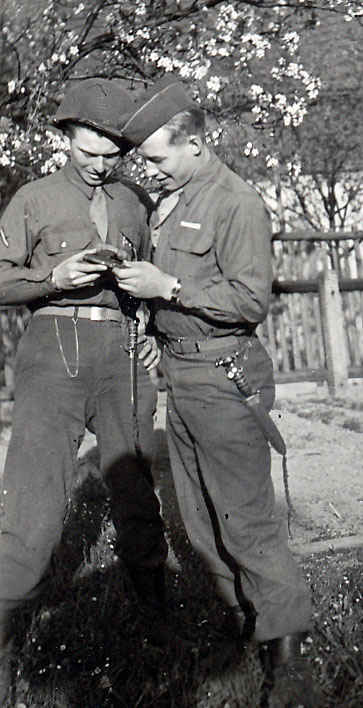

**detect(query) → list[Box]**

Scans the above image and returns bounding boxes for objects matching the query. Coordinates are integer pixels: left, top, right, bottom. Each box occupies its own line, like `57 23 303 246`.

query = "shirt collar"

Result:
63 161 116 200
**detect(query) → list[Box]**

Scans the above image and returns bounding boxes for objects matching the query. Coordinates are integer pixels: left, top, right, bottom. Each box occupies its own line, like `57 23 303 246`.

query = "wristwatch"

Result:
170 278 182 304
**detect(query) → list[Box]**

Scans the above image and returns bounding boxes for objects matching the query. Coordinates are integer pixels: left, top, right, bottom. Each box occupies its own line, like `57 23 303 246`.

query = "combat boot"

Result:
259 632 322 708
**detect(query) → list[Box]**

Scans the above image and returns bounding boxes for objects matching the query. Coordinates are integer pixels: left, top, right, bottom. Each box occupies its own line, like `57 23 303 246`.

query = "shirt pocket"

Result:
169 226 214 277
42 231 93 257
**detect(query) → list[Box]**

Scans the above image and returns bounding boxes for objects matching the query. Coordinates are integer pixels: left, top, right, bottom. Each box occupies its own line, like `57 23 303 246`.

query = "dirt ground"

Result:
270 381 363 549
1 378 362 554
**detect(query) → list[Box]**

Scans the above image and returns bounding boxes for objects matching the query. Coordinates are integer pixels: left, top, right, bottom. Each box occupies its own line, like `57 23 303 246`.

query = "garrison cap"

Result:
122 75 196 146
52 78 135 140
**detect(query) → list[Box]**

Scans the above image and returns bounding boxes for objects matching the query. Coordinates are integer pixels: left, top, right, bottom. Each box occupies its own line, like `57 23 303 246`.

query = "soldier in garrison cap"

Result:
0 78 168 701
115 75 321 708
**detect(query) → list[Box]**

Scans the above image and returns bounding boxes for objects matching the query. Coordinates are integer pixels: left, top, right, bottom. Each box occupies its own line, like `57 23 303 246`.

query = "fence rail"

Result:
260 230 363 392
272 230 363 242
273 278 363 294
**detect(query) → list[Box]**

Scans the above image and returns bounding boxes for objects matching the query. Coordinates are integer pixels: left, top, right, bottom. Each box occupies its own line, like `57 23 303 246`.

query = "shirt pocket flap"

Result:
169 227 213 255
42 232 93 255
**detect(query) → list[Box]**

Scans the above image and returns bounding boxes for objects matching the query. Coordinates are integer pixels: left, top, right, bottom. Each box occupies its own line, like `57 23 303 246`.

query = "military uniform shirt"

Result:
0 162 151 308
151 153 273 340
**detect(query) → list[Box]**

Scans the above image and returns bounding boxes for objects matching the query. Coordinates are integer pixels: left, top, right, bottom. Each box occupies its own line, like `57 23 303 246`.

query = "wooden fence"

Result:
258 230 363 392
0 230 362 421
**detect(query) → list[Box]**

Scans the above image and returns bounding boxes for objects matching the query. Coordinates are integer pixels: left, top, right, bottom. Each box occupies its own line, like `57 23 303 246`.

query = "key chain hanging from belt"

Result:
54 307 80 378
126 309 141 457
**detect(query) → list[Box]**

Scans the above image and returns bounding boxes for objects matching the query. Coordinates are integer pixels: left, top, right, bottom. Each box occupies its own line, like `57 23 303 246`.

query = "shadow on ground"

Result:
8 441 263 708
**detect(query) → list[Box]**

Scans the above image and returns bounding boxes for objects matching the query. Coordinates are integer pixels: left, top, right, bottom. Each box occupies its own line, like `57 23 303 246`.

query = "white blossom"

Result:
194 64 209 80
157 56 175 71
249 84 264 98
135 1 147 15
0 154 11 166
206 76 222 93
244 142 259 157
179 64 193 78
136 28 150 40
148 50 160 63
266 155 279 168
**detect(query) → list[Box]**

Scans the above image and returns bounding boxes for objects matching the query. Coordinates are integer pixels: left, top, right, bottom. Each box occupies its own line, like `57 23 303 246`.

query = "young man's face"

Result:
139 126 196 192
69 125 121 186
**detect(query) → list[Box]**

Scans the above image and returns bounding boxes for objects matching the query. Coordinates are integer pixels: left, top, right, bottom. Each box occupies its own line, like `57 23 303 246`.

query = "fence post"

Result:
318 268 349 395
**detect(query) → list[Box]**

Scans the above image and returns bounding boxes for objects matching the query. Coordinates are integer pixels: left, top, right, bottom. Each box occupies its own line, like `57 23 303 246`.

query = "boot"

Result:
259 633 322 708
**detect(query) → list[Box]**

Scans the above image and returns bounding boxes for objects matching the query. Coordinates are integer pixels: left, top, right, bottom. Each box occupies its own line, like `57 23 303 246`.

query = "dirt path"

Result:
270 400 363 548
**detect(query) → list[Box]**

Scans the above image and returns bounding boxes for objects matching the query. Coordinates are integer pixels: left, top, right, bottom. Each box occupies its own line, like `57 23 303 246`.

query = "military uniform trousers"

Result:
0 315 167 617
161 334 311 642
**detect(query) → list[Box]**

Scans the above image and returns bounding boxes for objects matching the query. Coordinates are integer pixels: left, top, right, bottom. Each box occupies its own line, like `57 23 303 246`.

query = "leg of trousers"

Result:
0 316 167 617
162 337 311 642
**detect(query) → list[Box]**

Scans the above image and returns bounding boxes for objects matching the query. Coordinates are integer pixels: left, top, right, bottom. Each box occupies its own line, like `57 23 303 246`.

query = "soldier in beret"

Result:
0 79 168 701
115 75 320 707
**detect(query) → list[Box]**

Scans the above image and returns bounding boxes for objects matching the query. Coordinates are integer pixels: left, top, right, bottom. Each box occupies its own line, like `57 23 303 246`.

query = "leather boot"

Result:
259 633 322 708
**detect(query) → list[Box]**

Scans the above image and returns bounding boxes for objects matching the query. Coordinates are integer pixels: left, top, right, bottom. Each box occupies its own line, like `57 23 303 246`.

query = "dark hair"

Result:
163 108 206 145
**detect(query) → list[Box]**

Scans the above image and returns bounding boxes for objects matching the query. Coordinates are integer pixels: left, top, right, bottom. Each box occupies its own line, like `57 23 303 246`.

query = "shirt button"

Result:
60 241 67 248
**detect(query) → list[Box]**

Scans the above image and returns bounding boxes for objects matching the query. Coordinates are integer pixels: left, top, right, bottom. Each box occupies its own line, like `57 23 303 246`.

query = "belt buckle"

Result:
89 306 104 321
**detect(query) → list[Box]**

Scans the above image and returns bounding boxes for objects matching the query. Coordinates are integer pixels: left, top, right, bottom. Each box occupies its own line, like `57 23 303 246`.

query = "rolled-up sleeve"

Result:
178 193 273 325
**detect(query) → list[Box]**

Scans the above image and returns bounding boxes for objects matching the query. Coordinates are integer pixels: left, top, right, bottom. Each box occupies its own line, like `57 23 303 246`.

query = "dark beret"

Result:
122 75 196 146
52 78 135 140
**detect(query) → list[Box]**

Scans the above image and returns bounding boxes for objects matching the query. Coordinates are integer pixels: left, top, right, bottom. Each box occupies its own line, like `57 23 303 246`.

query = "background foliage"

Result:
1 0 362 231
